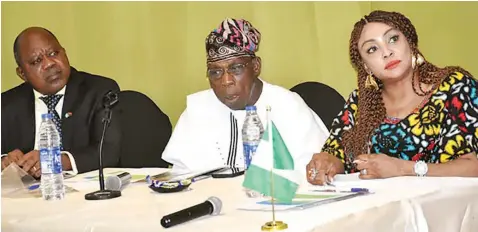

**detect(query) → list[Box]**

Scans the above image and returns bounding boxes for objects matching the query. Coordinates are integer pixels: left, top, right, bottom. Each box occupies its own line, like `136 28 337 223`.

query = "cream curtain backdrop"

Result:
2 2 477 125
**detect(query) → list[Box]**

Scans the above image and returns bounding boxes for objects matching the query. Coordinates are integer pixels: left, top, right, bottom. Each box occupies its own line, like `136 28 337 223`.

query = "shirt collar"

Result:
33 85 67 99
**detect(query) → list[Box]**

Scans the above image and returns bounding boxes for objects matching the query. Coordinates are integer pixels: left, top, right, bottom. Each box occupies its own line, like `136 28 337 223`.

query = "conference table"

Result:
2 168 478 232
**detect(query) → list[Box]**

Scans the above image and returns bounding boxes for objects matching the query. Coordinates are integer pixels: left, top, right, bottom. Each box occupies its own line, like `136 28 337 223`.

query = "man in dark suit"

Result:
1 27 121 177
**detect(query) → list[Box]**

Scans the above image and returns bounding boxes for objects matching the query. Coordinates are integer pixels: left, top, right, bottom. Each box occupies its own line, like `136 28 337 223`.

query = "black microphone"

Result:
101 90 119 123
85 90 121 201
161 196 222 228
103 90 119 109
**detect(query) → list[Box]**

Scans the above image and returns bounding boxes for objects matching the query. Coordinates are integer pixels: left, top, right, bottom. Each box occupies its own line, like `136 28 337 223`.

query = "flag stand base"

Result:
261 221 288 231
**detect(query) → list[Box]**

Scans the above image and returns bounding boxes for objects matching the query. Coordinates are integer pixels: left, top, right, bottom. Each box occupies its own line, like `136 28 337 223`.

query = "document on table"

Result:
237 191 368 211
63 168 169 191
71 168 166 183
147 167 225 182
310 173 383 191
238 173 378 211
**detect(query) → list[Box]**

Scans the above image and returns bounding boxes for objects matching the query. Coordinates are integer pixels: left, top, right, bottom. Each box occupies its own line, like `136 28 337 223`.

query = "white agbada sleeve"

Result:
265 88 329 177
161 109 193 173
288 93 329 174
255 82 329 177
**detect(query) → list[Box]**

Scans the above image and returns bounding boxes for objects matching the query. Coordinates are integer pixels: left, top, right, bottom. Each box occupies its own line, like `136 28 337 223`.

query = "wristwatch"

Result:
414 160 428 177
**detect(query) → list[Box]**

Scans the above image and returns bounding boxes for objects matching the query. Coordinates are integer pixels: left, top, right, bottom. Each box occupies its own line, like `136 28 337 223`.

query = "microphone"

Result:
103 90 119 109
105 172 132 191
101 90 119 123
85 90 121 201
161 196 222 228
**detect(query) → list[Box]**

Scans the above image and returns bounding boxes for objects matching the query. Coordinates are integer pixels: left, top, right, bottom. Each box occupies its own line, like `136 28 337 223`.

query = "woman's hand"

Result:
354 153 404 179
306 152 344 185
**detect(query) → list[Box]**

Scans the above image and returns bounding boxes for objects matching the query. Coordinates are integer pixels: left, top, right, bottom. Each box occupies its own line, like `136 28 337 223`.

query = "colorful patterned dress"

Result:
321 72 478 173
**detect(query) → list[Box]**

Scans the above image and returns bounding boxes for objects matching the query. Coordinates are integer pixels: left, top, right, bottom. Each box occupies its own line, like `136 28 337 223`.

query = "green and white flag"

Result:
242 108 300 203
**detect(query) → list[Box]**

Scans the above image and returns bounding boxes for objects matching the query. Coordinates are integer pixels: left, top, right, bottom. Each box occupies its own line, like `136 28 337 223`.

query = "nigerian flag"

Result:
242 111 300 203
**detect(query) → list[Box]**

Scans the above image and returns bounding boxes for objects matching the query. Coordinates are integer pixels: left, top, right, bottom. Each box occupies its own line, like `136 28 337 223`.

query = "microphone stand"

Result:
85 92 121 200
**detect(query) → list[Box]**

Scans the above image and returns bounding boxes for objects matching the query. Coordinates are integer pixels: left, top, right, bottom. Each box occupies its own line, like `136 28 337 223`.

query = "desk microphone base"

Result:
85 189 121 200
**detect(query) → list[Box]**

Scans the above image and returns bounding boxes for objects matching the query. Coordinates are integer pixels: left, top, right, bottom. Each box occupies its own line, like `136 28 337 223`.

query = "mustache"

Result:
44 69 61 78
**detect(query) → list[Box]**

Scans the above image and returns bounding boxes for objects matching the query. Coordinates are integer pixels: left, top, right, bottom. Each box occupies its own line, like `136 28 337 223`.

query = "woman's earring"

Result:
365 73 379 90
412 54 425 69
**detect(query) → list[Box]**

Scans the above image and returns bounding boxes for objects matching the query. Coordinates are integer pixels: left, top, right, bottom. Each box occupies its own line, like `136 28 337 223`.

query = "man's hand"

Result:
354 153 404 179
17 150 41 178
61 153 72 171
9 150 73 178
1 149 25 171
306 152 345 185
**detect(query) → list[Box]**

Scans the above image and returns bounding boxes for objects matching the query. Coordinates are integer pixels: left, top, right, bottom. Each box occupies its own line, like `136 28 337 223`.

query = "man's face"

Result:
16 28 70 95
207 56 261 110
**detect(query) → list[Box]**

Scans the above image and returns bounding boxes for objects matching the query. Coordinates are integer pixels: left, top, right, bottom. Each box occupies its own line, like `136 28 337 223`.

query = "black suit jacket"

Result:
1 67 121 173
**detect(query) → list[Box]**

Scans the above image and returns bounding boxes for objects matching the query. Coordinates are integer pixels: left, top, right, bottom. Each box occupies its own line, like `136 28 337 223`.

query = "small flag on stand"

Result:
242 106 299 231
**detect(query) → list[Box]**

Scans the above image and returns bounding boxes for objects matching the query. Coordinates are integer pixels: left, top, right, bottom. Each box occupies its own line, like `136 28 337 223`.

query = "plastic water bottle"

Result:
242 106 264 198
38 113 65 200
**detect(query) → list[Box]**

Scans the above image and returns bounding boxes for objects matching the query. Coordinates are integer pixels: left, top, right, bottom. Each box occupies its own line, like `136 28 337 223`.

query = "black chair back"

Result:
117 90 172 168
290 82 345 130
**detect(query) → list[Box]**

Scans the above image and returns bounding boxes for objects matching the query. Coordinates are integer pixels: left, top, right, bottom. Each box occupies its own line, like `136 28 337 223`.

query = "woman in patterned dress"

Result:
307 10 478 185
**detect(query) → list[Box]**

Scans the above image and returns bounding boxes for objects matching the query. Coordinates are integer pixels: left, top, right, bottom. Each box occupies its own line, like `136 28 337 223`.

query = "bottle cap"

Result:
41 113 53 120
245 105 257 111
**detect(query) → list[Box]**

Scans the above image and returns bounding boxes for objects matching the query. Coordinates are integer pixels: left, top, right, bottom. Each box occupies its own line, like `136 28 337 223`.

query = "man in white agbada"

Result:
162 18 329 175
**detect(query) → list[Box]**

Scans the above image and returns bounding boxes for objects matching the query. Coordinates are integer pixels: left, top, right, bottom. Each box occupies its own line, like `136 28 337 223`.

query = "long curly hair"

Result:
342 10 471 157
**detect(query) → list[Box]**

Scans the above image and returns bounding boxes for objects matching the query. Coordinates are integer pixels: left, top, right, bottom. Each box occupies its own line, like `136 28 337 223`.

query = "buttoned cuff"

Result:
61 151 78 177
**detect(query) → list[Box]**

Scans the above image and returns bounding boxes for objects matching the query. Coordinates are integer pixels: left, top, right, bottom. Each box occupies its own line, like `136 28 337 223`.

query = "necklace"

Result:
384 85 436 124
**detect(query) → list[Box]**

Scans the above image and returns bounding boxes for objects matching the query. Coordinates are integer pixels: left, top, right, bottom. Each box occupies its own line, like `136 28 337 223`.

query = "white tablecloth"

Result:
2 168 478 232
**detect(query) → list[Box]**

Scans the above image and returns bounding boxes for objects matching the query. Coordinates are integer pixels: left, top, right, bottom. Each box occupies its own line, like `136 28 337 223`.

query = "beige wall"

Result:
2 2 477 125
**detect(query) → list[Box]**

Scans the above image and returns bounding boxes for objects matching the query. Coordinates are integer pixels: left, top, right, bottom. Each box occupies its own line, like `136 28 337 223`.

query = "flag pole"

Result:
261 106 287 231
270 166 276 223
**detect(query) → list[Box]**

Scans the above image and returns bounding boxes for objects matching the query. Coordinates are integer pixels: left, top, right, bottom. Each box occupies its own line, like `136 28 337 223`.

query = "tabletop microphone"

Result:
85 90 121 200
105 172 132 191
103 90 119 109
160 196 222 228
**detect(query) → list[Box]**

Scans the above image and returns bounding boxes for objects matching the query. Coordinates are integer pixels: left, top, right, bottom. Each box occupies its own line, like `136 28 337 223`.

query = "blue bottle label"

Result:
40 147 62 174
243 144 258 169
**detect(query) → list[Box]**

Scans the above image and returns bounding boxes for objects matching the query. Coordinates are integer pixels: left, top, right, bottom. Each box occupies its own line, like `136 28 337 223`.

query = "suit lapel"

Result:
61 68 85 150
20 88 36 152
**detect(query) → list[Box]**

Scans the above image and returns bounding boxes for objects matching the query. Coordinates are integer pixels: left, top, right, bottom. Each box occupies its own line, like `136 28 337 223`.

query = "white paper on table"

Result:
63 168 169 191
304 173 446 204
153 167 225 182
68 168 167 182
237 191 365 212
333 172 361 182
298 173 383 193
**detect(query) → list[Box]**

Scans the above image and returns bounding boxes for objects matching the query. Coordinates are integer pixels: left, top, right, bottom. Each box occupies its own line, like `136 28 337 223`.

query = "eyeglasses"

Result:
206 62 250 81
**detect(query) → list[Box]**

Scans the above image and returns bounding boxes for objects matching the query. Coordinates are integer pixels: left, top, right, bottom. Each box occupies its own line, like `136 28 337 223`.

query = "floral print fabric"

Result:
321 72 478 173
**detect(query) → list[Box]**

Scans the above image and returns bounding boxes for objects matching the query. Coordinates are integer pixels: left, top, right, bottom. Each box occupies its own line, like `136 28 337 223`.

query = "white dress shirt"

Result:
1 86 78 176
